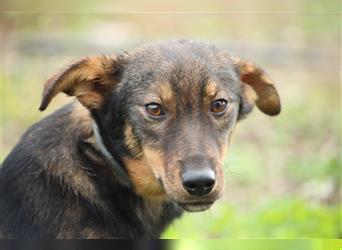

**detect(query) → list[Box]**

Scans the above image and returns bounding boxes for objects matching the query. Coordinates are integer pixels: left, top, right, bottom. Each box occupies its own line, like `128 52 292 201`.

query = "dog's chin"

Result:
178 202 213 212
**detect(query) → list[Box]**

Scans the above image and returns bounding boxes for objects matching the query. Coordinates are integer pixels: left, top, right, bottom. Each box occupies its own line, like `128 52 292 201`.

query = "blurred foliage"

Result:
1 0 341 239
171 239 342 250
1 0 340 13
163 199 340 238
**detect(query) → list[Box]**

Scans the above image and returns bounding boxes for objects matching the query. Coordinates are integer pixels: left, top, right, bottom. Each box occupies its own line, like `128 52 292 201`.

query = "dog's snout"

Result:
180 156 216 196
181 169 215 196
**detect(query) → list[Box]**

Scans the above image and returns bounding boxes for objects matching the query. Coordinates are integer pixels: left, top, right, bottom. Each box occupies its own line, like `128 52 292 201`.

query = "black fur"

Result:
0 39 280 238
0 104 182 238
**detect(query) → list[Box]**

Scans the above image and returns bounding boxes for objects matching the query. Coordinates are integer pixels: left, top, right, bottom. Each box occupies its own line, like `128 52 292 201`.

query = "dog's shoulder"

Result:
2 102 88 172
25 101 92 145
1 101 98 187
0 102 111 237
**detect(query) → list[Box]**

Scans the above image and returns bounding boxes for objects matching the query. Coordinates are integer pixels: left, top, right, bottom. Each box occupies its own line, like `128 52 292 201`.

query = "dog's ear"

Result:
39 55 124 111
232 57 281 117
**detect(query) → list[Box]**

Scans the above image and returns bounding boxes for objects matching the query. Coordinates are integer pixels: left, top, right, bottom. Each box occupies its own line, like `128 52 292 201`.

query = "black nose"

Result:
181 169 216 196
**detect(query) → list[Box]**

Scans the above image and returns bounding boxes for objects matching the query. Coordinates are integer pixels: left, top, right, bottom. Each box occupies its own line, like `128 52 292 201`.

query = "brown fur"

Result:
204 80 219 98
39 56 123 111
155 83 174 105
232 57 281 115
124 123 143 158
124 148 167 200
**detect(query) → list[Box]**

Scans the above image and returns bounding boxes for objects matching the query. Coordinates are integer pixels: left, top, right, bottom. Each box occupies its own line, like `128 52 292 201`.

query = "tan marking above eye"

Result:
204 81 219 97
146 82 174 103
157 83 174 103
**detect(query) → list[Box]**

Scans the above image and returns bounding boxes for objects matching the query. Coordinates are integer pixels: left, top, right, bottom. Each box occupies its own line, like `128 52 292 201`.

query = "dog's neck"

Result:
91 120 183 236
91 121 131 187
92 122 116 165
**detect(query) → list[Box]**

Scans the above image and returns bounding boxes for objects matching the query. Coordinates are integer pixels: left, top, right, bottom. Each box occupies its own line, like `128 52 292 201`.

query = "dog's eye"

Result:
211 99 228 114
145 103 165 118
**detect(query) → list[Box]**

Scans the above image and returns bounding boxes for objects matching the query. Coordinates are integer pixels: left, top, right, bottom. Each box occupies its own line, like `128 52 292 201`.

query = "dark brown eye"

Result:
145 103 165 118
211 99 228 114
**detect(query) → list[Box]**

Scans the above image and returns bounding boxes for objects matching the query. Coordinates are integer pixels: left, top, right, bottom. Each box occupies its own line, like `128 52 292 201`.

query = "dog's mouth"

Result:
178 202 213 212
157 178 215 212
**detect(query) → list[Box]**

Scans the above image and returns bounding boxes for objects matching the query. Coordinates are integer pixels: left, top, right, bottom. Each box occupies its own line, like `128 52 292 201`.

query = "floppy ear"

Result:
39 55 124 111
232 57 281 117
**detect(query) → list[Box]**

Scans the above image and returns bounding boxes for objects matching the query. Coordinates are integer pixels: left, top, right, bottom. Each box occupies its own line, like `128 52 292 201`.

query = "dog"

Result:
0 39 280 238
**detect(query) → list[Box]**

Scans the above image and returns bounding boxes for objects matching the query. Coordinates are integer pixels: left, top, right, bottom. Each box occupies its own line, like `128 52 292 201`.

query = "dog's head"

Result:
40 40 280 212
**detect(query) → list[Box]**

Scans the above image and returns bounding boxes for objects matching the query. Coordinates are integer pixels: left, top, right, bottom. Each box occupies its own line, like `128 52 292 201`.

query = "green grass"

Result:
163 198 341 238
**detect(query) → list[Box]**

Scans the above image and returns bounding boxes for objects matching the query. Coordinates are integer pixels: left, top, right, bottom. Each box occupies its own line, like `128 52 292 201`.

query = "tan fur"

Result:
40 56 119 111
204 80 218 98
203 80 219 110
124 148 167 200
232 57 281 115
124 123 143 158
241 84 258 107
157 83 174 104
144 82 176 113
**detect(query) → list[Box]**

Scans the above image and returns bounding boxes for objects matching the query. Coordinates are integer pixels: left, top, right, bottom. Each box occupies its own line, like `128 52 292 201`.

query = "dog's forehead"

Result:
121 40 239 96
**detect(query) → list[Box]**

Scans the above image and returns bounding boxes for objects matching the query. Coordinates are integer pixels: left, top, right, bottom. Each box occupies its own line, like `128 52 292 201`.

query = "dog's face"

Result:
40 40 280 212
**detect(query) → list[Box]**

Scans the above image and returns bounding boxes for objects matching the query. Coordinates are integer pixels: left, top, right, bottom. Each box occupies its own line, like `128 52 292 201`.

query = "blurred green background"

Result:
1 0 341 239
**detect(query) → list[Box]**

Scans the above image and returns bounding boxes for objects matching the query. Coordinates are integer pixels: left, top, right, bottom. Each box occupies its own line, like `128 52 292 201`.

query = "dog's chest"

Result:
132 199 183 237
